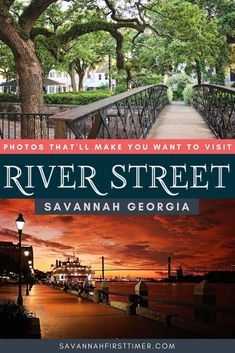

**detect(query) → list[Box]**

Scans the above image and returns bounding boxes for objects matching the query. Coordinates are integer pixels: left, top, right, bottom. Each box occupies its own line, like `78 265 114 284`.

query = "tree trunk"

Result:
15 44 47 138
74 60 86 91
0 20 47 138
126 67 132 89
195 60 202 85
78 72 85 91
69 63 77 92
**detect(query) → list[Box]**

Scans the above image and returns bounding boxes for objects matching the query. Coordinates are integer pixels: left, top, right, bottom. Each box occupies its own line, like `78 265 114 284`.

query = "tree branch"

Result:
0 0 16 11
0 0 15 14
0 17 27 56
51 21 145 69
132 31 143 44
139 3 168 19
5 0 16 7
30 27 54 39
55 21 145 44
19 0 59 33
103 0 141 24
134 42 154 50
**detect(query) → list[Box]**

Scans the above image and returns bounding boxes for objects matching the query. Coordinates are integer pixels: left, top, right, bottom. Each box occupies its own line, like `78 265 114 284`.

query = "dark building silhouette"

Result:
0 241 33 276
177 266 183 279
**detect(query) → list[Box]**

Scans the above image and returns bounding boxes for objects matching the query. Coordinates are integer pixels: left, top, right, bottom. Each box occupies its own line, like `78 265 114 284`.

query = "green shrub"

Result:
97 85 109 90
114 84 127 95
0 91 113 105
209 72 225 85
166 74 192 100
0 300 31 321
44 90 112 105
0 300 35 338
172 88 183 100
167 87 173 104
183 84 194 105
0 93 18 102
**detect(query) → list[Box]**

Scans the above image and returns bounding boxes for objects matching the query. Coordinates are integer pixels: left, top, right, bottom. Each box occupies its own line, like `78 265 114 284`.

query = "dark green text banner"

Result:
0 154 234 199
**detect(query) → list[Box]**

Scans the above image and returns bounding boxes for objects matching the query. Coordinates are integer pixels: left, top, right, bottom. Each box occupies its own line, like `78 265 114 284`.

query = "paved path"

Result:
147 102 216 139
1 284 197 339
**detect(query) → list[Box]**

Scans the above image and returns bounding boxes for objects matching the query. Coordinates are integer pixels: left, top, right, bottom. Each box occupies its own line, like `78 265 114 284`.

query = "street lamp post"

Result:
24 250 30 295
16 213 25 306
28 260 32 291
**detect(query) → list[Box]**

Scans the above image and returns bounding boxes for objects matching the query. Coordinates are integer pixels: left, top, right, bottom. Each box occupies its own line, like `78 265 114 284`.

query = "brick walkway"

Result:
0 284 198 339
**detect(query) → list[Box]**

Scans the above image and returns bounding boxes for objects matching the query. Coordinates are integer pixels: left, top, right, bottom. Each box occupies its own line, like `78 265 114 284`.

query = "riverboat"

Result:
50 258 95 285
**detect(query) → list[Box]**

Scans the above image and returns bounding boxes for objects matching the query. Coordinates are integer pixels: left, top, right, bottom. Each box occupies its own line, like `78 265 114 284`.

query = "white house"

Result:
225 66 235 86
0 73 5 93
47 70 70 93
47 65 116 93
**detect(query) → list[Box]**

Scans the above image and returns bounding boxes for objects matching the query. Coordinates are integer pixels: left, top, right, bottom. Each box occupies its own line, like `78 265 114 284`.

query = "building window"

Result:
98 74 102 80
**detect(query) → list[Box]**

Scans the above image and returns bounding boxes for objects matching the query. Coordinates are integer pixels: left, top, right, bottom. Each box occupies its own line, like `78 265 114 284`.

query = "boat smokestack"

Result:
168 256 171 280
102 256 104 280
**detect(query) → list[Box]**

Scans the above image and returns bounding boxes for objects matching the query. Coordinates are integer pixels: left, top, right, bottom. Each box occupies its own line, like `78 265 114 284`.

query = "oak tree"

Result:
0 0 145 137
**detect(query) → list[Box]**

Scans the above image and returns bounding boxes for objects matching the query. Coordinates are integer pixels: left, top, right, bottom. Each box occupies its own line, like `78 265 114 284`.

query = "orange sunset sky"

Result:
0 199 235 278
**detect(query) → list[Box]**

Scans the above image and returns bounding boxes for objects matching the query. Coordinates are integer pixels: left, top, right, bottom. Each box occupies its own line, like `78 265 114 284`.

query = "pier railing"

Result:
192 84 235 138
49 280 235 324
50 85 168 139
0 112 53 139
47 279 235 337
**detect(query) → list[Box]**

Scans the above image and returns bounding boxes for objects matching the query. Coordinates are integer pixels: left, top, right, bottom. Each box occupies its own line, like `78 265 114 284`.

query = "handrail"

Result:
109 290 235 314
49 85 169 139
192 84 235 139
0 85 168 139
50 85 166 121
194 84 235 94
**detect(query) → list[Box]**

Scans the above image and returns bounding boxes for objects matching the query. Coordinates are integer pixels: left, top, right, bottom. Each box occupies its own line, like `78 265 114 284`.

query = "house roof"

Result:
0 77 63 87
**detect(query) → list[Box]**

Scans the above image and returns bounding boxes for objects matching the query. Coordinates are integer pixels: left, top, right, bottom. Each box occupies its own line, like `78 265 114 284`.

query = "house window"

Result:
98 74 102 80
48 86 55 93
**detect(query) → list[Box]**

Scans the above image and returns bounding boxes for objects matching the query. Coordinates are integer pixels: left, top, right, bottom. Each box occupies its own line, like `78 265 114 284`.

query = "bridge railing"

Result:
192 84 235 139
50 85 169 139
0 85 168 139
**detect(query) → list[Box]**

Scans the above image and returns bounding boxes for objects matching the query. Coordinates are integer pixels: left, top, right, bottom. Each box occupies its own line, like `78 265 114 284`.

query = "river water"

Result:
96 281 235 328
